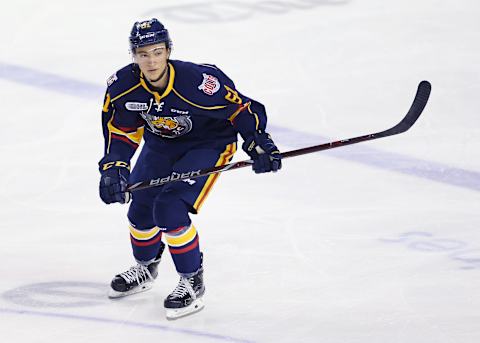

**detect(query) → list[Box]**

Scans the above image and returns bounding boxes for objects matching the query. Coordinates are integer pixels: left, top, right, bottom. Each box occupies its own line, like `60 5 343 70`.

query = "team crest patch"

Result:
198 73 220 95
140 113 193 139
125 102 149 111
106 73 118 86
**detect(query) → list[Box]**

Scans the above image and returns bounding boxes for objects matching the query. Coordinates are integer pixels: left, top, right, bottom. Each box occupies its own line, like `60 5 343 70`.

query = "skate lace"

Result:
119 264 153 285
171 277 196 299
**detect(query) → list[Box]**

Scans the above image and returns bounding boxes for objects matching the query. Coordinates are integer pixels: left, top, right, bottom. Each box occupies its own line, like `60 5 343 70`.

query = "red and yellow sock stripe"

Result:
129 225 162 247
165 224 199 255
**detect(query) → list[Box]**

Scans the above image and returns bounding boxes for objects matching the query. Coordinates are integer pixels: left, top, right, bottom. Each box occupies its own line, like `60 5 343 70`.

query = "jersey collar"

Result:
139 62 175 102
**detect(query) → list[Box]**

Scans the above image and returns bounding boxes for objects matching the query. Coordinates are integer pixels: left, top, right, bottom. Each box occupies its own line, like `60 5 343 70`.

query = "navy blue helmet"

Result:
129 18 172 52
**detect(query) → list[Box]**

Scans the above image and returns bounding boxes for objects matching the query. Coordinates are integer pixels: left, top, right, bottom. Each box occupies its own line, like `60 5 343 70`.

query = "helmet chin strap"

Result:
148 64 169 84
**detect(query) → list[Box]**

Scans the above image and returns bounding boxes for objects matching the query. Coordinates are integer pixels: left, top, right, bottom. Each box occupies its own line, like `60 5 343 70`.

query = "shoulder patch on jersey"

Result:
198 73 220 96
106 73 118 86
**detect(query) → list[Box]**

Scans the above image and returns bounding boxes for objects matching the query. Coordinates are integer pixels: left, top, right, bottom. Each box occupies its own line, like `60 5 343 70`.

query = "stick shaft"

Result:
128 81 431 192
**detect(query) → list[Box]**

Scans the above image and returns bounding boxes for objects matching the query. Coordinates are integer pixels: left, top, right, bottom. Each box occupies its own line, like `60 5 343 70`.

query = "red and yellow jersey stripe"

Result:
193 143 237 212
107 115 144 151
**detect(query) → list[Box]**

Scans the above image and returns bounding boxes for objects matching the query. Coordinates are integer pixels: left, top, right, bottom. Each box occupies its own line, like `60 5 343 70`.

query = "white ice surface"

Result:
1 1 479 342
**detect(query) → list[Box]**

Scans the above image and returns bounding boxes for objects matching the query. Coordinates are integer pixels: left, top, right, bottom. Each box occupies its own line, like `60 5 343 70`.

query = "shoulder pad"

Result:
106 72 118 86
171 60 237 106
198 63 219 71
106 64 140 99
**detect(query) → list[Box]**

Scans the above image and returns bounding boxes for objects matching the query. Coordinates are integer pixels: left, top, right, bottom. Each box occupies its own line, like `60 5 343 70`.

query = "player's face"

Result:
134 43 170 82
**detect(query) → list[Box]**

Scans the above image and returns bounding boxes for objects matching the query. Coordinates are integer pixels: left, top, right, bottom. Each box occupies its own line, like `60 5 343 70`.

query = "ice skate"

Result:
108 242 165 298
164 258 205 319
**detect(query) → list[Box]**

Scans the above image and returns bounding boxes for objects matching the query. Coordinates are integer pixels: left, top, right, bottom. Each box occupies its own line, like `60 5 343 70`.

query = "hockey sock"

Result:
129 224 163 263
165 224 201 274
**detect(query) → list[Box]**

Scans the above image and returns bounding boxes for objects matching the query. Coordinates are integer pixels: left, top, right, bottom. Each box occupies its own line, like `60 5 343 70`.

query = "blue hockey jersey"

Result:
101 60 268 162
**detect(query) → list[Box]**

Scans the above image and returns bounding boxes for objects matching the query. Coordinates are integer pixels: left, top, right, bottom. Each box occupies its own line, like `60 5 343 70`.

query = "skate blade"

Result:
165 298 205 320
108 281 154 299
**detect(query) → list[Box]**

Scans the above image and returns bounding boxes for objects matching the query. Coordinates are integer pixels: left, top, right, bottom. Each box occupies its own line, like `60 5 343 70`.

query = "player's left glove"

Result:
242 130 282 174
98 157 131 204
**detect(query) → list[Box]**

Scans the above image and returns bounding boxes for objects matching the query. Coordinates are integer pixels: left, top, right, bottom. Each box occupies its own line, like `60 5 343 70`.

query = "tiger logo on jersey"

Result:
140 112 193 138
151 117 178 130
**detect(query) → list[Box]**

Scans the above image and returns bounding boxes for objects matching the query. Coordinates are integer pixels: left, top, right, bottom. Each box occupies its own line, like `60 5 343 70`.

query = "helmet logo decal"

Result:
139 22 152 29
139 32 155 40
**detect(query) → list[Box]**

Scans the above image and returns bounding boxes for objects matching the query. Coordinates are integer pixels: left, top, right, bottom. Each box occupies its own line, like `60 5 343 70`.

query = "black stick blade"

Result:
380 80 431 137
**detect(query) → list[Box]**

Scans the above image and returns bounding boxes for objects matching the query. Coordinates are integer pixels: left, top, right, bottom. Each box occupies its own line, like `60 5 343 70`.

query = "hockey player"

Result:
99 18 282 319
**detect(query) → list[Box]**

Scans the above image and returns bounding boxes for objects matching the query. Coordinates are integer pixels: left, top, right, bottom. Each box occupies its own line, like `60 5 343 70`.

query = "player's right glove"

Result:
98 158 131 204
242 130 282 174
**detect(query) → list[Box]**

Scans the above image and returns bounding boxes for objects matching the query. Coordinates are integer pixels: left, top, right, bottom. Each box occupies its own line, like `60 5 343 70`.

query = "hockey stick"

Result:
128 80 431 192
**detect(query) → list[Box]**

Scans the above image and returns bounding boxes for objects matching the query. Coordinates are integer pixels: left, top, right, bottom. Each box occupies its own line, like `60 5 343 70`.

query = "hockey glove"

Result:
242 130 282 174
99 158 131 204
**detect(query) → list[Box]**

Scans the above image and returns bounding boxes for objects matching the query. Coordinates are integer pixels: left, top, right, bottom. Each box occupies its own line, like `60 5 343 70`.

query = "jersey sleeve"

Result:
223 89 268 140
101 89 144 164
195 63 268 140
190 64 267 139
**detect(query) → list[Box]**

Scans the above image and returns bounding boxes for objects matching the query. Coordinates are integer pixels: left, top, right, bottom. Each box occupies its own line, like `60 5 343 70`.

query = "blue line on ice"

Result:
1 62 479 192
0 307 256 343
0 62 102 99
